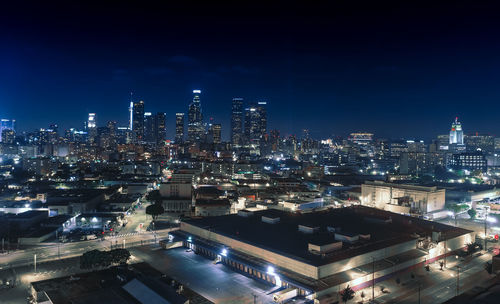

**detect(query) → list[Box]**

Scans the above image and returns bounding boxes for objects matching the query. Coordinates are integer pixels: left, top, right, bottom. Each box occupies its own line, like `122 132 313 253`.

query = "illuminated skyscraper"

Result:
231 97 244 145
87 113 97 144
175 113 185 143
132 100 145 142
0 119 15 142
187 90 204 142
449 117 464 145
144 112 155 143
244 101 267 145
155 112 167 145
208 123 222 144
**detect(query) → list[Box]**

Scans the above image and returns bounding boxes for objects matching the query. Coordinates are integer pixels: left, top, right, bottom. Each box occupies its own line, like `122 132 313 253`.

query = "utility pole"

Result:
418 284 421 304
34 254 37 273
372 257 375 302
456 266 461 296
484 213 488 251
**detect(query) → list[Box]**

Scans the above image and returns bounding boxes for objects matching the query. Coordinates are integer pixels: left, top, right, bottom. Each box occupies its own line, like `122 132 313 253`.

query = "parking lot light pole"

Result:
485 214 496 251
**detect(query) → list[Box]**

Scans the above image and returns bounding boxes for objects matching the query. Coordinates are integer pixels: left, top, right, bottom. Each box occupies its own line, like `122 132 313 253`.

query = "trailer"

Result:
273 288 298 303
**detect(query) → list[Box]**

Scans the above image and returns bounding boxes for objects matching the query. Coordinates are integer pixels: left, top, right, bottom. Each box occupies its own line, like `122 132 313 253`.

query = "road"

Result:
0 229 173 269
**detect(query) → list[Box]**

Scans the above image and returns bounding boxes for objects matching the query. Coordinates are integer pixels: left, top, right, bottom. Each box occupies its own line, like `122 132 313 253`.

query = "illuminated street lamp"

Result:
484 214 497 251
448 211 457 226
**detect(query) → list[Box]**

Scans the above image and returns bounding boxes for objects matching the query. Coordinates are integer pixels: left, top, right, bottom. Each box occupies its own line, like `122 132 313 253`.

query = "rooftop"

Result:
182 206 471 267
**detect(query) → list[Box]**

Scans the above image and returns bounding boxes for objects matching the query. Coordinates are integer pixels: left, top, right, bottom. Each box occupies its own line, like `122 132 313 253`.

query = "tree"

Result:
110 248 131 264
360 291 366 303
340 285 355 303
80 249 131 269
146 203 164 223
146 190 161 203
467 208 477 219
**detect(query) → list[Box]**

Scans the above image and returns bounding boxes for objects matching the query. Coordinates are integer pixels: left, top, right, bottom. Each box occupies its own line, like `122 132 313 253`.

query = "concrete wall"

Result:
317 239 417 278
181 222 320 279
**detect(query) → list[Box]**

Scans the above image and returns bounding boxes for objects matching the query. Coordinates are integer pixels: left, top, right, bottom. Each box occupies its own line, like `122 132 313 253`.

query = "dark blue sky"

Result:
1 1 500 140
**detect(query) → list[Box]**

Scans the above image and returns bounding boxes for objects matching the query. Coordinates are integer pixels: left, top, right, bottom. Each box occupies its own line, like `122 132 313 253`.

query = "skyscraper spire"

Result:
129 92 134 130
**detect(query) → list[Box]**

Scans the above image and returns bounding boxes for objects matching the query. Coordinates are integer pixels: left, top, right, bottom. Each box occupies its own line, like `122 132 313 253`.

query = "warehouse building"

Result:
168 206 473 301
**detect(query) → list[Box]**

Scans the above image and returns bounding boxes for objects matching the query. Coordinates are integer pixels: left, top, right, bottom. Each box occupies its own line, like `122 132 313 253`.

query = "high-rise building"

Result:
155 112 166 145
465 133 494 154
144 112 155 143
1 129 15 144
244 102 267 145
0 119 16 142
211 123 222 144
231 98 244 145
133 101 145 142
175 113 185 143
87 113 97 144
257 101 267 136
187 90 204 142
449 117 464 145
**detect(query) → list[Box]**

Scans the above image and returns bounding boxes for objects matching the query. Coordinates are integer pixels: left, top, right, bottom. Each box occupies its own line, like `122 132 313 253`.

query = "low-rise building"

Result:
361 181 446 215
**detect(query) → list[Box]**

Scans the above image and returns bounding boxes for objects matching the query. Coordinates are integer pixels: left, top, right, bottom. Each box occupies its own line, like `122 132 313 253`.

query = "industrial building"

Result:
361 181 446 217
167 206 473 301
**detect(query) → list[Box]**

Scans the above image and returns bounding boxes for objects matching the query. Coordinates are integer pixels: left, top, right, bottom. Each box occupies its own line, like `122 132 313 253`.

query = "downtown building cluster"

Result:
1 93 500 303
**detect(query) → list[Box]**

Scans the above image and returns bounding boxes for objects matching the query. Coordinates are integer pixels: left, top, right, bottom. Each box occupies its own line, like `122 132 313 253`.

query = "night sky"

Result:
1 1 500 140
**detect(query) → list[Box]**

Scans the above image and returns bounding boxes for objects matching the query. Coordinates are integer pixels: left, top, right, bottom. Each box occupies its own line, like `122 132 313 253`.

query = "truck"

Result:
273 288 297 303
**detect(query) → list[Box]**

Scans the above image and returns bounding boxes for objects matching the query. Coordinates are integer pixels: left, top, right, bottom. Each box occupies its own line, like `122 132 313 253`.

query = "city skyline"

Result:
2 2 500 138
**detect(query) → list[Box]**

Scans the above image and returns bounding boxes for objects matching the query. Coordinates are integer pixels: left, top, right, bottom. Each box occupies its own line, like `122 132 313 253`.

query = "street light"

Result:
448 211 457 226
484 214 497 251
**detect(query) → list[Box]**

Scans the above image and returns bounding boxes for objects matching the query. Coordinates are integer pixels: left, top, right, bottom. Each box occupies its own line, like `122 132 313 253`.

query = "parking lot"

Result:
130 246 278 304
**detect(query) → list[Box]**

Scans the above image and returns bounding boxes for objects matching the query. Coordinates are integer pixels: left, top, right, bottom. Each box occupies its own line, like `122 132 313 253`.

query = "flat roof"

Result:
182 206 472 267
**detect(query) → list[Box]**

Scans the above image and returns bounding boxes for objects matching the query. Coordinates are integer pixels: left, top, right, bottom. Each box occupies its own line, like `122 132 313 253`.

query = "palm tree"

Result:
340 285 355 303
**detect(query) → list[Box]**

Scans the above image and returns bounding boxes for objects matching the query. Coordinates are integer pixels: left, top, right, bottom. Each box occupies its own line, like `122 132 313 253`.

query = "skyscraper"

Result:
175 113 185 143
0 119 16 142
144 112 155 143
449 117 464 145
87 113 97 144
133 100 145 142
231 97 244 145
155 112 166 145
208 123 222 144
187 90 204 142
244 101 267 145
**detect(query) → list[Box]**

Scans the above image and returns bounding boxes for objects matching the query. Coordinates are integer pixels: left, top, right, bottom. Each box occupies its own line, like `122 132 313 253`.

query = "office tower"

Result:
465 133 494 154
87 113 97 144
270 129 280 152
187 90 204 142
1 129 15 144
129 101 134 130
155 112 166 145
0 119 16 142
244 102 267 145
133 100 145 142
437 134 450 151
211 123 222 144
257 101 267 136
231 98 244 145
144 112 155 143
175 113 185 143
449 117 464 145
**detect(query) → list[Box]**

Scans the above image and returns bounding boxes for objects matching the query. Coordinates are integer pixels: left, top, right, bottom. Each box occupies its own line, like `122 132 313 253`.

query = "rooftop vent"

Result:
335 231 359 243
238 210 254 217
262 216 280 224
298 224 319 234
308 241 342 254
